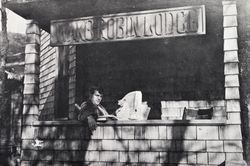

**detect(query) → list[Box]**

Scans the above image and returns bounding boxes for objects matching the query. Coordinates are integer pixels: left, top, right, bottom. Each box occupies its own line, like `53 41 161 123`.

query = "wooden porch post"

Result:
22 20 40 139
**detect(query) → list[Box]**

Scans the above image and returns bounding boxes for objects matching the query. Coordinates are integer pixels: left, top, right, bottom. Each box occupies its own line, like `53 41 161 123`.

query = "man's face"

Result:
90 90 103 106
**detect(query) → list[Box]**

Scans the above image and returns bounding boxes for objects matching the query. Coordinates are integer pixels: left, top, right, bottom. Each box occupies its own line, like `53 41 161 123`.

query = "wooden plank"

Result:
54 46 69 118
39 77 55 88
39 66 55 78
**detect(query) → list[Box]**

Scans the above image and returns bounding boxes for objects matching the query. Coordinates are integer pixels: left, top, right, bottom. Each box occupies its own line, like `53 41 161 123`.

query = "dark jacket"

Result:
78 100 107 121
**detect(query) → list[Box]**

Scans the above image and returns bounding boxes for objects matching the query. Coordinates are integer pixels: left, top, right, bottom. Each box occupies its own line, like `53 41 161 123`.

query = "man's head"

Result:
88 86 103 106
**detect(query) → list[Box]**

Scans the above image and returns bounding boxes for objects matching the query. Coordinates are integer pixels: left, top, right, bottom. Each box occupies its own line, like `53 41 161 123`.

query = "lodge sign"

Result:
51 5 205 45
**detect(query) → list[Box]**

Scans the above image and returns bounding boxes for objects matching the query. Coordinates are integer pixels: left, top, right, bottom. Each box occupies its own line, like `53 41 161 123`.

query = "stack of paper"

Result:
116 91 150 120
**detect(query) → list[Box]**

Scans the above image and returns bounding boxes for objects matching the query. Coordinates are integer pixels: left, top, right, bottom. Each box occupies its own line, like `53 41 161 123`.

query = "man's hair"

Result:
88 86 104 96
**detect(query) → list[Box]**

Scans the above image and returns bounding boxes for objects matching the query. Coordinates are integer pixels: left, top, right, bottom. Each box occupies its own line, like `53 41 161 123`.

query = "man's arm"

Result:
77 102 95 120
87 115 97 131
78 102 98 131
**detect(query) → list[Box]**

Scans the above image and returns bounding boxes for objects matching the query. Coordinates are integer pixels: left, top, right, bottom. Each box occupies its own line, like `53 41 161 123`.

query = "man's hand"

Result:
87 115 97 131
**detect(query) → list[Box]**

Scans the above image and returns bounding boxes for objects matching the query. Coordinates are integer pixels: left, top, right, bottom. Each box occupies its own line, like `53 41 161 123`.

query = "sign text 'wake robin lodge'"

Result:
51 5 205 45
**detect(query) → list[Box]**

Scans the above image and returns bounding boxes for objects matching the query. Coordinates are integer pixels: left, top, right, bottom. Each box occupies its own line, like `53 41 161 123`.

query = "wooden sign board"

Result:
51 5 205 45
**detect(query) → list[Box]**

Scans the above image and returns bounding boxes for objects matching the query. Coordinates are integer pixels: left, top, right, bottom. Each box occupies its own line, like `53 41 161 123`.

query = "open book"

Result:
75 103 118 121
97 114 119 121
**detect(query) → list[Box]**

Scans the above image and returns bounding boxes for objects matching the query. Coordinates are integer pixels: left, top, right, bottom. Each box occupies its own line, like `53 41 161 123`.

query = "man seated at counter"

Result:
78 86 109 131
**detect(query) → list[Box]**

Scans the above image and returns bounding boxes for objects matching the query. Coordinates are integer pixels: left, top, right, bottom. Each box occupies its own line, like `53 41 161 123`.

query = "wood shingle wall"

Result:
20 121 244 165
39 31 76 120
39 30 57 120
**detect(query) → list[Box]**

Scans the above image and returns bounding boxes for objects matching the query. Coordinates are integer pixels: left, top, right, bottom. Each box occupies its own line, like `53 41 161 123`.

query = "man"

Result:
78 86 108 131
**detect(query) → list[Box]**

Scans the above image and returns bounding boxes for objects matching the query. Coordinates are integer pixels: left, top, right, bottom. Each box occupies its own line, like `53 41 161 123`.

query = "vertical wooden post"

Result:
22 20 40 138
223 1 246 165
223 0 241 122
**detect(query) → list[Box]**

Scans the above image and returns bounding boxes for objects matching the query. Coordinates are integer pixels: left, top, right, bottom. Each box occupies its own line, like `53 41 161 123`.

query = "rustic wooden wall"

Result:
20 120 243 165
39 30 76 120
39 30 57 120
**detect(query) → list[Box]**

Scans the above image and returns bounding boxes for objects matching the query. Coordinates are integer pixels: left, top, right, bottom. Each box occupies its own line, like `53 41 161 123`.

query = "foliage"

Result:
0 31 25 55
